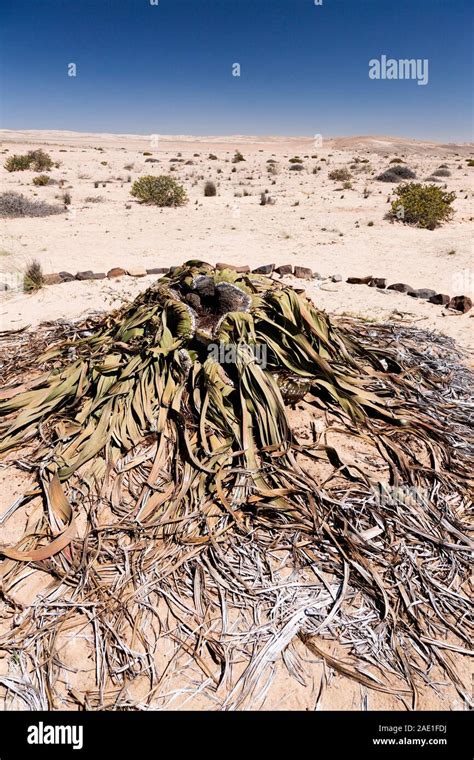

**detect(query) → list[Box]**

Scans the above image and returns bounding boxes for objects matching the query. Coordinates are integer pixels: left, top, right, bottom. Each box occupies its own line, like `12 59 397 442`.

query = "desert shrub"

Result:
389 158 404 164
62 192 72 205
388 183 456 230
438 164 449 169
232 151 245 163
466 159 474 167
377 165 416 182
23 259 44 292
289 156 303 164
267 162 279 175
343 180 352 189
130 175 187 206
432 168 451 177
84 195 104 203
124 163 134 170
425 176 442 183
143 152 152 156
204 180 217 197
4 154 32 172
328 168 352 181
28 150 54 171
0 192 64 218
33 174 50 186
208 154 218 160
145 158 159 163
289 164 304 171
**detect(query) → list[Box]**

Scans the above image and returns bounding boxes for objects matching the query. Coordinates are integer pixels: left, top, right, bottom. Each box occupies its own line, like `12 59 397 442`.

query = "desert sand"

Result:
0 130 473 350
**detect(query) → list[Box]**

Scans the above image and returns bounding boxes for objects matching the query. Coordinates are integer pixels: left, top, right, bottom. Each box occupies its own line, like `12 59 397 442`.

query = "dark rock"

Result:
429 293 450 306
90 273 106 280
369 278 387 289
387 283 414 293
107 267 127 278
144 158 159 163
275 264 293 275
58 271 75 281
331 274 342 283
252 264 275 275
0 282 9 291
75 270 95 280
407 288 437 299
448 295 472 313
294 266 313 280
146 267 170 275
347 276 373 285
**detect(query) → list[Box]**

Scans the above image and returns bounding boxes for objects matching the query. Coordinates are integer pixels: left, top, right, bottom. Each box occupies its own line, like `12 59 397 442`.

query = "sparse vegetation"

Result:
208 154 218 160
432 168 451 177
84 195 104 203
62 192 72 205
388 183 456 230
23 259 44 292
4 154 32 172
289 156 303 164
204 180 217 197
0 192 64 218
377 165 416 182
328 168 352 182
389 158 404 164
232 150 245 163
33 174 50 186
130 175 188 207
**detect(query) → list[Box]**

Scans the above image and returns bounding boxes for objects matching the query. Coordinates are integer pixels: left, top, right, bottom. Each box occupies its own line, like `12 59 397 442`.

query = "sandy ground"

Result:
0 131 472 711
0 130 473 351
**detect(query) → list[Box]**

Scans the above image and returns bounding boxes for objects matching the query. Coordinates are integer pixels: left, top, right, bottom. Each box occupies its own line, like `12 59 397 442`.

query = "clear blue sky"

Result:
1 0 472 140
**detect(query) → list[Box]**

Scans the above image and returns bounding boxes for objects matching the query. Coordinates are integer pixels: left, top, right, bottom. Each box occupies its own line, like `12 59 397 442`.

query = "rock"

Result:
407 288 437 299
448 295 472 313
369 278 387 289
58 271 75 282
146 267 169 275
429 293 450 306
126 267 147 277
387 283 414 293
144 158 159 163
347 276 373 285
107 267 127 278
252 264 275 275
90 273 106 280
75 270 95 280
275 264 293 275
313 272 322 280
331 274 342 283
43 273 62 285
294 266 313 280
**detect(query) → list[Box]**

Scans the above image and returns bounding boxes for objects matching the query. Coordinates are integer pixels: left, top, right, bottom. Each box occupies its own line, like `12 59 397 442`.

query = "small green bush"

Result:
4 150 53 172
388 183 456 230
23 259 44 292
130 175 187 207
204 180 217 197
28 149 54 171
466 159 474 167
328 168 352 182
33 174 50 186
4 154 32 172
